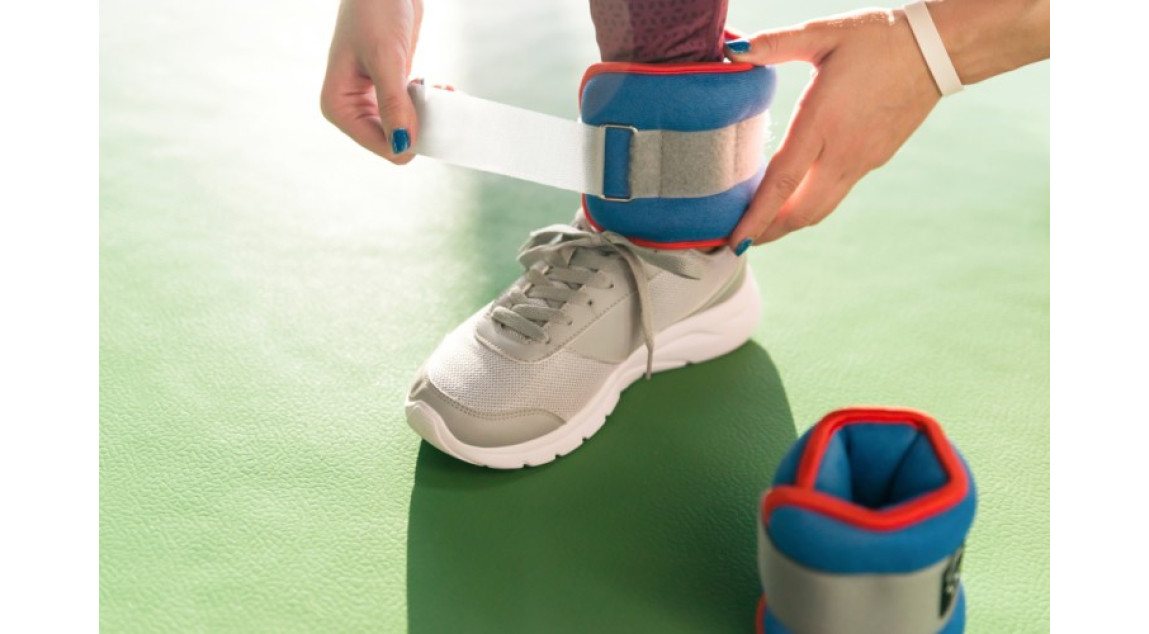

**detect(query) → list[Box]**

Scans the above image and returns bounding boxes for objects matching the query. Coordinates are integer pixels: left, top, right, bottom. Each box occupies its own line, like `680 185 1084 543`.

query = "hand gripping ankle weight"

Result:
758 408 977 634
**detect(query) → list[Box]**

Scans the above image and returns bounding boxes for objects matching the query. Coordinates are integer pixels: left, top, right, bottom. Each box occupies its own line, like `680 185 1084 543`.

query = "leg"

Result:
406 3 765 469
588 0 730 63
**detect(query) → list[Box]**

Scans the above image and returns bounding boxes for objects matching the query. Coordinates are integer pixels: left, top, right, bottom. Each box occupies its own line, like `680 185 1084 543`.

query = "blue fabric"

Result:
602 126 632 200
579 64 776 245
813 425 948 510
768 484 975 574
585 167 764 243
811 433 856 502
761 587 966 633
890 433 954 505
765 423 977 573
581 66 776 131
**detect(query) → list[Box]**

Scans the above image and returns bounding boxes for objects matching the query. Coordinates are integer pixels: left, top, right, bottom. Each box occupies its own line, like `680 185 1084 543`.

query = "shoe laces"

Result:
491 224 701 378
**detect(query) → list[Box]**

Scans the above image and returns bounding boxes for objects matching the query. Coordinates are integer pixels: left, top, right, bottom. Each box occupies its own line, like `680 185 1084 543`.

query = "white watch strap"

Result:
903 1 963 96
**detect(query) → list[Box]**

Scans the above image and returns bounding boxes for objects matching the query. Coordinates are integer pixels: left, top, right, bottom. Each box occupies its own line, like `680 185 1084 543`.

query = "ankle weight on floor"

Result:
758 408 977 634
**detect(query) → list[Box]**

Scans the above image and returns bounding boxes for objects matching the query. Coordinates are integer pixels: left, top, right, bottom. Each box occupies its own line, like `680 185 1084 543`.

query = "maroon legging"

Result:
588 0 729 63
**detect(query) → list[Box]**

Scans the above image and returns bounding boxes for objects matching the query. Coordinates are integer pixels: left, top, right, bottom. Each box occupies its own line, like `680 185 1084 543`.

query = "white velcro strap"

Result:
408 83 765 200
409 82 602 195
904 1 963 97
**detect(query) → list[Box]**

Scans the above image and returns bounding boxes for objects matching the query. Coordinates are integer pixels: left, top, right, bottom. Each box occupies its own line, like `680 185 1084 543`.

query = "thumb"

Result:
364 44 419 163
725 25 831 65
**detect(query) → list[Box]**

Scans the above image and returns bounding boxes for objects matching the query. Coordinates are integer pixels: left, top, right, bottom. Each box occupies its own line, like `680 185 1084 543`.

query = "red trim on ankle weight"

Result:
760 407 970 532
580 196 728 250
578 61 757 107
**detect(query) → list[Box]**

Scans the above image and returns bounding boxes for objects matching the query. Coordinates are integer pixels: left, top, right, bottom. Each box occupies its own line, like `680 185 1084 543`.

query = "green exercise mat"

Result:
100 0 1049 631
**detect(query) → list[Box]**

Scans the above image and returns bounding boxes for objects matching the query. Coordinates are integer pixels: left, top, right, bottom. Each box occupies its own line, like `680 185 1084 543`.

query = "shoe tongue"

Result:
521 292 558 312
522 238 600 312
569 247 601 271
507 219 612 325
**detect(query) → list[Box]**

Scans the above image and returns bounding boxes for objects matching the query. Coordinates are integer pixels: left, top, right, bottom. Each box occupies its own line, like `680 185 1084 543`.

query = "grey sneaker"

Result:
405 214 761 468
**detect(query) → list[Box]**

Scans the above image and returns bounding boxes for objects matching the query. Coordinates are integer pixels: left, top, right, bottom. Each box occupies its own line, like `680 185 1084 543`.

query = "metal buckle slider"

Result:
599 123 638 202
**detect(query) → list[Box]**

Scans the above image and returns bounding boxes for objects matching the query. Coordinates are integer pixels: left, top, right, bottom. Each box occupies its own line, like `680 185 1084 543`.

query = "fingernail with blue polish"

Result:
725 38 751 54
734 238 753 256
391 128 410 155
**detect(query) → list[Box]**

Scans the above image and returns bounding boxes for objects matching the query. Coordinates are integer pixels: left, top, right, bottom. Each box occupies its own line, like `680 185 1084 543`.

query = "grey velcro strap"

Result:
758 524 962 634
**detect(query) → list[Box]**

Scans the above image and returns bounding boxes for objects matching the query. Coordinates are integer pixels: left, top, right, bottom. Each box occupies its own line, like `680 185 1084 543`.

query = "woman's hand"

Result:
726 1 1049 249
726 9 940 247
321 0 423 164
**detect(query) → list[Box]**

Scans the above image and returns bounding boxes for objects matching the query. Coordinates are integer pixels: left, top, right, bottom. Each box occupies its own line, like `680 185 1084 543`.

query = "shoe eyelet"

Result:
608 283 615 289
588 300 594 307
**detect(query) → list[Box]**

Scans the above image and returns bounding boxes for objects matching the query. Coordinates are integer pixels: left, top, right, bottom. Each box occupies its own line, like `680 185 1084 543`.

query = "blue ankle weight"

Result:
757 408 977 634
578 61 776 249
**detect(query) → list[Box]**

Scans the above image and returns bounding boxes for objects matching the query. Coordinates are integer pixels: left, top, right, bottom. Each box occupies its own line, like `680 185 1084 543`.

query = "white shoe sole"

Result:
405 270 762 469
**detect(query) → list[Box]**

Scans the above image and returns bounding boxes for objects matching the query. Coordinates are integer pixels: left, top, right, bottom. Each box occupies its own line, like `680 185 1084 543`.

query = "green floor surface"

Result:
101 0 1049 631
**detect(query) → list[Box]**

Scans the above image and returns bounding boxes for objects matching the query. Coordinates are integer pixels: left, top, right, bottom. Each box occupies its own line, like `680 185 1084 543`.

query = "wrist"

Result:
923 0 1050 85
899 2 963 96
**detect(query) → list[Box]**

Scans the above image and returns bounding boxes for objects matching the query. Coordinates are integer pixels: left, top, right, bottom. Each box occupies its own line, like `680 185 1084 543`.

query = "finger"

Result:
411 1 424 70
728 111 823 252
320 58 400 161
724 23 832 65
363 41 420 163
758 166 857 243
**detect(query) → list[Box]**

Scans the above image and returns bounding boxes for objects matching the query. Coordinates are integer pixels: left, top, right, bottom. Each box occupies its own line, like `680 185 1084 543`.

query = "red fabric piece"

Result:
588 0 730 63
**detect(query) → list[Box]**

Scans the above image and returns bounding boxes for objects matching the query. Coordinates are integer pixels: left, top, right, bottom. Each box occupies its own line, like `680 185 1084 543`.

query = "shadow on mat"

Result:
406 342 795 633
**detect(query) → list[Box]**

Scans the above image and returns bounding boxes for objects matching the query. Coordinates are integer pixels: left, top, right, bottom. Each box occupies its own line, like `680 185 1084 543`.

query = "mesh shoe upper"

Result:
409 214 746 436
